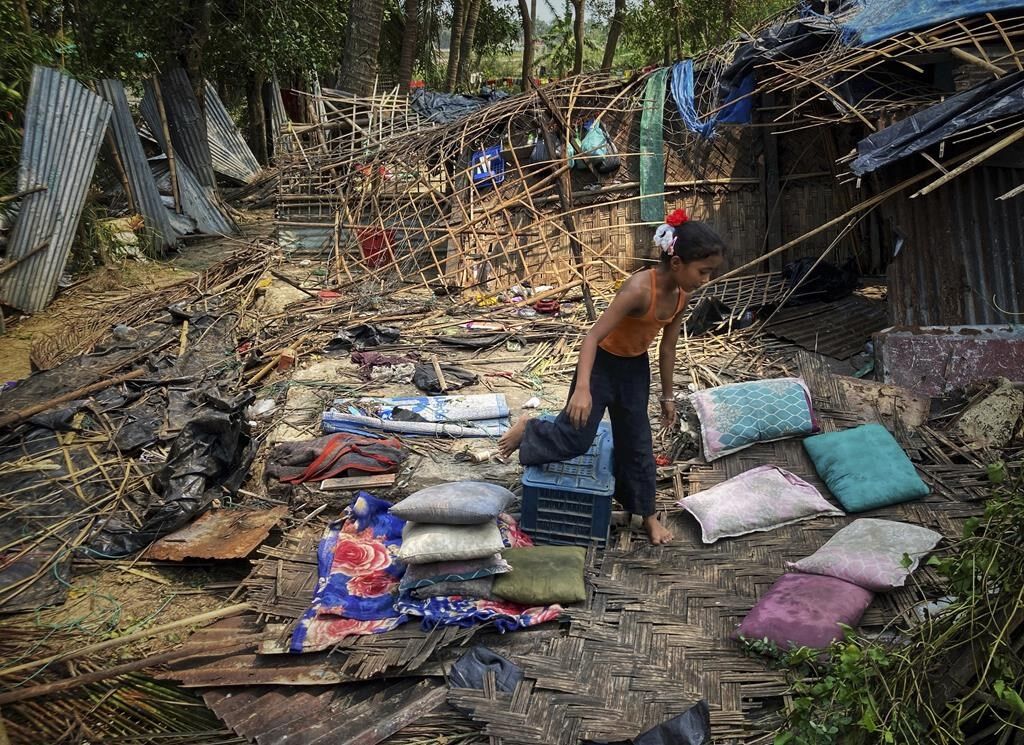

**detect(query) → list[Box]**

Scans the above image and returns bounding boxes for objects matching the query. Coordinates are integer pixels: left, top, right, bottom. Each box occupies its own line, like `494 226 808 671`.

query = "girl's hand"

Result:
660 399 677 430
566 389 592 430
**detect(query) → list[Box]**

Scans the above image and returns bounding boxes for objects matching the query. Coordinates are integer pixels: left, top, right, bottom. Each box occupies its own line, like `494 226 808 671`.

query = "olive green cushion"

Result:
491 546 587 605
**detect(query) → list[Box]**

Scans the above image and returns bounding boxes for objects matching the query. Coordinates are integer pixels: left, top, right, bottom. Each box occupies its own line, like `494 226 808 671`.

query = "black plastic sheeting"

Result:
851 70 1024 176
715 3 842 108
413 363 478 394
410 88 509 124
781 256 860 305
0 303 251 612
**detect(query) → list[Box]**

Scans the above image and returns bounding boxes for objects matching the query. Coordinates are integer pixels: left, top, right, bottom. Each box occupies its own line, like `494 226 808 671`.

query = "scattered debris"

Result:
144 506 288 561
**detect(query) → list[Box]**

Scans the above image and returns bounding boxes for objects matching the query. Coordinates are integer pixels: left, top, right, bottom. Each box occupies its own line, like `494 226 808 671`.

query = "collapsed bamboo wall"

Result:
272 9 1024 302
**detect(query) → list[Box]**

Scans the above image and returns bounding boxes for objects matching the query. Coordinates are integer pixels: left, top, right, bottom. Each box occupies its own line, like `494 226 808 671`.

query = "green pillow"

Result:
491 546 587 606
803 423 929 512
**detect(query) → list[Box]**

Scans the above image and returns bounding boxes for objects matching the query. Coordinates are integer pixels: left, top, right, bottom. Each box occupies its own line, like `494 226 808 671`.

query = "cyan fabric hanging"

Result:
639 67 669 224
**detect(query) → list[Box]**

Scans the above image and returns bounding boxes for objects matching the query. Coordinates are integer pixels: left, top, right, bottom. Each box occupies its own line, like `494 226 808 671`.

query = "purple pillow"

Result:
735 573 874 650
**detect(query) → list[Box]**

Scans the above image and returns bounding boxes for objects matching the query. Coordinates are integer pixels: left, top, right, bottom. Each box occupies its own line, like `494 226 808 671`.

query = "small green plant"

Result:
770 465 1024 744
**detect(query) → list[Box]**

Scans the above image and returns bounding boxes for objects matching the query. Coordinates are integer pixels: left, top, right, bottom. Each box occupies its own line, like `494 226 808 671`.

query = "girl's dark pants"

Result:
518 347 656 517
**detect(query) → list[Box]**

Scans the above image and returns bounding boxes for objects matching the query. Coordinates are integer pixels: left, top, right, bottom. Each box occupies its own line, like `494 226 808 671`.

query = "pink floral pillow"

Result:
735 573 874 650
678 465 843 543
787 518 942 592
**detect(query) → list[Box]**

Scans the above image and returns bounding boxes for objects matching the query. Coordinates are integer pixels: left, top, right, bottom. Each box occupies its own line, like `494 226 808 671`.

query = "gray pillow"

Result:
389 481 514 524
397 521 505 564
410 576 495 600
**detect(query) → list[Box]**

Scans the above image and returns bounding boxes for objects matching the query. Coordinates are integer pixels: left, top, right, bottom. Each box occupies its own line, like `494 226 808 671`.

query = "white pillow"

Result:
397 521 505 565
679 465 842 543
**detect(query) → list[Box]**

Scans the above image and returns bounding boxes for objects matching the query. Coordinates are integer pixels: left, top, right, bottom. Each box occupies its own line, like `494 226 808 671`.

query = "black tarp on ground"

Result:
851 70 1024 175
0 304 251 612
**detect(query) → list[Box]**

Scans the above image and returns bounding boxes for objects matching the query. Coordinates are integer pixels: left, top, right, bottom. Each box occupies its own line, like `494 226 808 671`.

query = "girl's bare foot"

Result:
642 515 673 545
498 416 530 458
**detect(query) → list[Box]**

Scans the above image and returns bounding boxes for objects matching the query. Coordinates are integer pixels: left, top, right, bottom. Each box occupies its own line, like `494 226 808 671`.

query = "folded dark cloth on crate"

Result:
266 433 405 484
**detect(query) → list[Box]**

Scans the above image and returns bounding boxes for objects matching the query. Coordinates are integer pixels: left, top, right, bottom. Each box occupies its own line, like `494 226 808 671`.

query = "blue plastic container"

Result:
520 419 615 546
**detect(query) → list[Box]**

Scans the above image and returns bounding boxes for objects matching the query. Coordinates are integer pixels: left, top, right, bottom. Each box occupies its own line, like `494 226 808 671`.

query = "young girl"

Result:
498 209 725 545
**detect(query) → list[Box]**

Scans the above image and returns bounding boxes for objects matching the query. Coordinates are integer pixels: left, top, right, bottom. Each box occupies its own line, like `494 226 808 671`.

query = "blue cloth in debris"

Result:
670 60 755 139
841 0 1024 45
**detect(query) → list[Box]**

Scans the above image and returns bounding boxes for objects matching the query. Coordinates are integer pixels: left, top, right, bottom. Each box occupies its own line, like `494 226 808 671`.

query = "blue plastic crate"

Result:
521 419 614 546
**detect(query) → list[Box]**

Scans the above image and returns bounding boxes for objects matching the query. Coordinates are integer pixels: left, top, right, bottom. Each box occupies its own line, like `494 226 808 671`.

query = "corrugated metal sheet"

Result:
150 158 235 235
885 163 1024 325
0 66 112 313
203 80 262 184
96 79 177 251
269 76 290 156
141 69 217 189
765 295 888 359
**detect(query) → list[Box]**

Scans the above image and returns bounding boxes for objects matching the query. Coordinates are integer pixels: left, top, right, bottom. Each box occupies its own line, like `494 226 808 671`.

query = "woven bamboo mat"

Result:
195 348 988 744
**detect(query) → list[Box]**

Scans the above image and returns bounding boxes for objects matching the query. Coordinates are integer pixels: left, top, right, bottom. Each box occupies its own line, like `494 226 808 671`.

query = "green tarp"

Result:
639 68 669 224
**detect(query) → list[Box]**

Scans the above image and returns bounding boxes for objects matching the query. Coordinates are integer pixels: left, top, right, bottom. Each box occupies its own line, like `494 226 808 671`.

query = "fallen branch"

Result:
0 369 147 429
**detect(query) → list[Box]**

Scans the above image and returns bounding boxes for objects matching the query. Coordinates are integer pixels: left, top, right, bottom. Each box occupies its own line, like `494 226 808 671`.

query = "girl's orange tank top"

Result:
598 270 687 358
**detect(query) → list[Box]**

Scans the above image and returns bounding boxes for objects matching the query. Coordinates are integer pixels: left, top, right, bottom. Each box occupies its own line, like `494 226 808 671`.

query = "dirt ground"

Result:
0 213 272 382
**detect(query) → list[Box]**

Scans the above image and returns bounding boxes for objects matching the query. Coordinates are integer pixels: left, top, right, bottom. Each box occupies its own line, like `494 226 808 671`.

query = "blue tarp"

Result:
842 0 1024 45
670 60 755 139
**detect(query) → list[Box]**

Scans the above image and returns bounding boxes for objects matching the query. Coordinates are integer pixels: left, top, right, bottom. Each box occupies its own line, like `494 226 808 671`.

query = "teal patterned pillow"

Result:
690 377 818 461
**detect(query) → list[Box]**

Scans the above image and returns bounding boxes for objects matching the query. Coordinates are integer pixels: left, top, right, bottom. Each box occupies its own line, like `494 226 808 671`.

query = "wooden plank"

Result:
320 473 397 491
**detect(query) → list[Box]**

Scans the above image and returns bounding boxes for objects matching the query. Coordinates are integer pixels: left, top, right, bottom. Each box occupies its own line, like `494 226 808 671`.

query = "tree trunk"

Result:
600 0 625 71
397 0 420 93
247 72 268 165
183 0 212 107
445 0 467 92
518 0 533 91
671 0 683 60
341 0 386 96
456 0 483 88
722 0 735 36
17 0 31 32
571 0 585 75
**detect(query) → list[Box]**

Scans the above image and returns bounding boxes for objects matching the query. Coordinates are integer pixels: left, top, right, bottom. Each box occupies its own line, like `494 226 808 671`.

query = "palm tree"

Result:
455 0 483 87
517 0 534 90
341 0 386 96
398 0 420 93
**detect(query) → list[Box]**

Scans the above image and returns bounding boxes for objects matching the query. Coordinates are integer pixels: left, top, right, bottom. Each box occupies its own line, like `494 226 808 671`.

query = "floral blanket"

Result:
290 496 562 653
289 492 407 652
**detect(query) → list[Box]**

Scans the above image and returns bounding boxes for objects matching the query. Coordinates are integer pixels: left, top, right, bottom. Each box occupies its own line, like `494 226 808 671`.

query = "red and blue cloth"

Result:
290 492 561 653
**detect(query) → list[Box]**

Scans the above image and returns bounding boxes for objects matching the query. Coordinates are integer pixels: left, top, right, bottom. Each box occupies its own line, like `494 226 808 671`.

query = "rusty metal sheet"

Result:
144 506 287 561
875 325 1024 396
765 294 888 359
883 163 1024 326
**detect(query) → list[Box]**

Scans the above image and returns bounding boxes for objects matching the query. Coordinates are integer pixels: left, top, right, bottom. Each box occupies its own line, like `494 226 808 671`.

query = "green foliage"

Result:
771 467 1024 744
0 4 59 195
474 0 521 58
614 0 791 69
